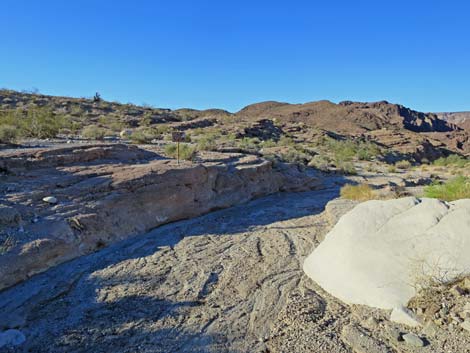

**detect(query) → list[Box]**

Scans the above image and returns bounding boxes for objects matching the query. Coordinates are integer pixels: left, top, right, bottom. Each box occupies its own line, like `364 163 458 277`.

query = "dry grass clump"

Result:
395 160 412 169
340 183 376 201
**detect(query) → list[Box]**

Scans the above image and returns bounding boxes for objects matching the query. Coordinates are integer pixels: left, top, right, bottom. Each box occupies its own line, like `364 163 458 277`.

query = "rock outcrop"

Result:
0 144 322 291
304 197 470 311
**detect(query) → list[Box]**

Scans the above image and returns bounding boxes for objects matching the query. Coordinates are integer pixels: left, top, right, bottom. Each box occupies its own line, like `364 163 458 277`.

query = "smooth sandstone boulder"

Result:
304 197 470 311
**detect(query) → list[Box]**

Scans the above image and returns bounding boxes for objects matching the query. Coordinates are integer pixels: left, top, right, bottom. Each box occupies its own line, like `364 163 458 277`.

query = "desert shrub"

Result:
164 143 196 161
196 132 220 151
0 125 18 143
395 160 412 169
433 155 469 168
340 183 375 201
325 138 381 163
387 165 397 173
260 139 277 148
308 154 331 171
81 125 107 140
279 147 310 165
356 142 381 161
238 137 261 152
139 113 154 127
424 176 470 201
337 161 357 175
130 128 157 144
22 107 69 138
98 115 125 132
278 135 295 147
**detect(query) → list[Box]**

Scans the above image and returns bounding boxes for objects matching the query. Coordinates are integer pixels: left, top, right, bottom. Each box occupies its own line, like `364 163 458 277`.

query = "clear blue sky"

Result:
1 0 469 112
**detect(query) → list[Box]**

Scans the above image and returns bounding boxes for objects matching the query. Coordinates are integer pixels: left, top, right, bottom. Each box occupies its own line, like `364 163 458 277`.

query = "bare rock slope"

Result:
0 144 322 291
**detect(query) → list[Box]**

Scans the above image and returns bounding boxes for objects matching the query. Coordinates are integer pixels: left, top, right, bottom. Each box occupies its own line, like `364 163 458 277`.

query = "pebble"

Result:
461 320 470 333
385 325 402 341
450 285 465 297
42 196 58 204
422 321 438 337
390 307 420 327
402 332 424 347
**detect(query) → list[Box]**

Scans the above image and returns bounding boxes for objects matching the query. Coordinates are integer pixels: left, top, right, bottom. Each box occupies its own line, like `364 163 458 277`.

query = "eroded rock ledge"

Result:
0 144 322 291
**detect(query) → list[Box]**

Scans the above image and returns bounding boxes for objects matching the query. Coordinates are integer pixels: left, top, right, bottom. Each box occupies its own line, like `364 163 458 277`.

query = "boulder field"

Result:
0 144 322 291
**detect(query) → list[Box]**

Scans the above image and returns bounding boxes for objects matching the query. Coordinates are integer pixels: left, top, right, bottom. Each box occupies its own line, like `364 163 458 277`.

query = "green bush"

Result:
356 142 381 161
424 176 470 201
196 132 219 151
325 138 381 163
0 107 71 139
280 147 310 165
22 107 67 138
81 125 107 140
130 128 157 144
237 137 261 152
308 154 331 171
0 125 18 143
433 155 469 168
164 143 196 161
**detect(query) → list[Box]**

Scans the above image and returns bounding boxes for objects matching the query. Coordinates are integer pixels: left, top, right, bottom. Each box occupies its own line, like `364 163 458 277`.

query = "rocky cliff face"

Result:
0 144 322 291
437 112 470 132
237 100 458 134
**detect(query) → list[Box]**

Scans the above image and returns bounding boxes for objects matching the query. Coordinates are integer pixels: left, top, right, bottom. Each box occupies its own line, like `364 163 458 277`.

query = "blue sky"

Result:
1 0 469 112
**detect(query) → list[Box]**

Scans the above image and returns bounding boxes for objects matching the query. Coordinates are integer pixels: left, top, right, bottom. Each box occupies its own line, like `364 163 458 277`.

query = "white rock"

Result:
402 332 424 347
462 320 470 332
390 307 421 327
0 329 26 348
119 129 132 138
303 197 470 310
42 196 58 204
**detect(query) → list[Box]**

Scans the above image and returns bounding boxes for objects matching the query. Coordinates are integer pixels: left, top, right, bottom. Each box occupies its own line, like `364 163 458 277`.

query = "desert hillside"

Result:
0 89 469 353
1 89 469 160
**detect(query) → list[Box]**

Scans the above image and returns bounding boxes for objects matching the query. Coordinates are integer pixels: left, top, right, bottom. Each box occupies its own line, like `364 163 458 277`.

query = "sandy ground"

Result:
1 178 469 352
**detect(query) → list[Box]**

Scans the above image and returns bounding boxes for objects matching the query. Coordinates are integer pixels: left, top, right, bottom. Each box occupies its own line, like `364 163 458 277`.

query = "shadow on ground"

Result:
0 176 346 353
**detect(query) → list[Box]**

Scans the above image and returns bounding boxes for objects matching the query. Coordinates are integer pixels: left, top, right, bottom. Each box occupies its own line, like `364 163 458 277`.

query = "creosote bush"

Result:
0 125 18 143
81 125 107 140
164 143 196 161
433 155 469 168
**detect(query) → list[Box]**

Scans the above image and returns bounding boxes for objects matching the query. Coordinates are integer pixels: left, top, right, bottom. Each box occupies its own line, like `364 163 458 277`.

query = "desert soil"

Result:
1 178 469 353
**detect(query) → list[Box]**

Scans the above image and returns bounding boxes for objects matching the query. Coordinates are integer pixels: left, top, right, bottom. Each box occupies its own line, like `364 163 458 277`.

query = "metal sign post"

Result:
171 131 186 165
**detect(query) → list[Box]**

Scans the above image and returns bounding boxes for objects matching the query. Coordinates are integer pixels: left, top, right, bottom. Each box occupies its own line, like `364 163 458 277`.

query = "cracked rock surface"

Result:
0 144 321 291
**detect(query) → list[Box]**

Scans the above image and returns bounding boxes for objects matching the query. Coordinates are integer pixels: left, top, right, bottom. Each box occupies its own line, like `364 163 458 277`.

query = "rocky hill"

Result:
0 89 469 160
237 100 457 134
437 112 470 131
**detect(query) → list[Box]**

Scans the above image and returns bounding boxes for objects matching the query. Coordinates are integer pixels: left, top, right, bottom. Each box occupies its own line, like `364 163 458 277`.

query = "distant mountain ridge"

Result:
236 100 459 134
0 89 468 157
